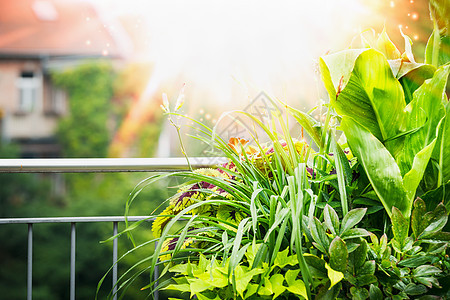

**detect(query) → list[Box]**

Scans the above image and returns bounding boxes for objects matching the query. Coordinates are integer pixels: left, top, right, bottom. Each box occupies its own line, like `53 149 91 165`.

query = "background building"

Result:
0 0 131 157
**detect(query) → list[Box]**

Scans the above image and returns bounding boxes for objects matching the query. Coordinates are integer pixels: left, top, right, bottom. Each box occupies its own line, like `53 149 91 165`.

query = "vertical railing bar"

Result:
153 241 159 300
112 222 118 300
70 222 76 300
27 223 33 300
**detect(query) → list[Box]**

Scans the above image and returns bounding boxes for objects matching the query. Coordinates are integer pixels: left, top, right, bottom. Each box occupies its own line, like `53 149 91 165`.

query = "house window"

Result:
49 85 67 115
17 71 41 114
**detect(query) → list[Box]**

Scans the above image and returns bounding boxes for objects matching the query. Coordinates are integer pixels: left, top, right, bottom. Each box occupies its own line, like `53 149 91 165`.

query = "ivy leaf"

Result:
270 274 286 299
285 269 300 286
258 277 273 296
189 278 213 298
162 284 191 292
196 293 221 300
244 283 258 299
285 278 308 299
234 265 265 299
340 208 367 236
325 263 344 289
274 247 298 269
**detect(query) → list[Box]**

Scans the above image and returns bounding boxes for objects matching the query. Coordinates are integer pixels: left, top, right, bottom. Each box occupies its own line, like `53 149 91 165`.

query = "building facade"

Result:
0 0 130 157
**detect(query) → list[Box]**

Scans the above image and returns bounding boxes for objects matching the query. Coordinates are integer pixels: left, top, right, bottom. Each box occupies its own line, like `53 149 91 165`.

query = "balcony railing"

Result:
0 157 225 300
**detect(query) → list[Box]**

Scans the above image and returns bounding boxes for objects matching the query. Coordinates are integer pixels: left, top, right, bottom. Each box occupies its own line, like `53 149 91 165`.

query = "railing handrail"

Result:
0 157 225 299
0 216 153 224
0 157 227 173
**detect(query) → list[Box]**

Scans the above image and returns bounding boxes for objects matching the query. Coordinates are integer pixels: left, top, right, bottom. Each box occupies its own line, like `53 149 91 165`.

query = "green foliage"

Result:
1 60 167 299
111 5 450 300
321 45 450 218
53 62 114 157
163 249 308 300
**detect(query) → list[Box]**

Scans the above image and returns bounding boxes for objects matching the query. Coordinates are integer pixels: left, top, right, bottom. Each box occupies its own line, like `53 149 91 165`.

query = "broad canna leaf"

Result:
376 27 401 60
341 116 409 217
429 0 450 34
396 63 436 104
399 64 449 181
319 49 367 99
434 100 450 185
332 49 406 154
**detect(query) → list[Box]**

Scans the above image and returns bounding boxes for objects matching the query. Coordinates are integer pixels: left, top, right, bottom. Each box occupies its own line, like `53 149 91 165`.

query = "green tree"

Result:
53 62 114 158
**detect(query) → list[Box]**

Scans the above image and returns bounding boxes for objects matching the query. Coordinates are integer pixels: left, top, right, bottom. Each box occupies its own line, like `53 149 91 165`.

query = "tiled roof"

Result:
0 0 126 58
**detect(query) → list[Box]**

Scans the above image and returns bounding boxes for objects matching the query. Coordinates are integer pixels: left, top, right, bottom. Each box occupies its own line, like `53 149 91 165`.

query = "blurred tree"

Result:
53 62 114 158
0 61 169 299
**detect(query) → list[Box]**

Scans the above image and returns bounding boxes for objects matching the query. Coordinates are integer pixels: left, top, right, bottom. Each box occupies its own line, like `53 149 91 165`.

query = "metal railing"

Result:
0 157 227 173
0 157 224 300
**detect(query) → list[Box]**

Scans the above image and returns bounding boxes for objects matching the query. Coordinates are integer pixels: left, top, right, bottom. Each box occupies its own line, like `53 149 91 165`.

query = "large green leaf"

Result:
434 91 450 185
319 49 367 99
400 65 449 172
429 0 450 33
341 117 409 217
397 64 436 104
376 28 401 60
331 49 406 156
400 64 450 198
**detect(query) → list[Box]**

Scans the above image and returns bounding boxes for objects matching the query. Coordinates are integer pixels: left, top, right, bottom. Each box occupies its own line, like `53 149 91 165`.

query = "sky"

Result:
90 0 388 110
85 0 430 156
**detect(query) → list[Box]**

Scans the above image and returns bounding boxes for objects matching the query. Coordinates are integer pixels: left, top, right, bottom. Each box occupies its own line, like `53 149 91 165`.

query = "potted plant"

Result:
99 2 450 299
